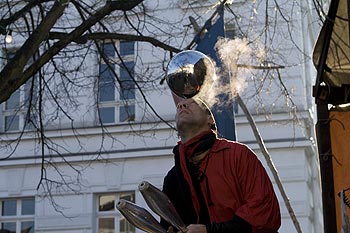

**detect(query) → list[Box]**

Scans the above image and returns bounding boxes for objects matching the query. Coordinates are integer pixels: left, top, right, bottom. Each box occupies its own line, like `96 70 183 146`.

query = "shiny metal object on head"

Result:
166 50 215 98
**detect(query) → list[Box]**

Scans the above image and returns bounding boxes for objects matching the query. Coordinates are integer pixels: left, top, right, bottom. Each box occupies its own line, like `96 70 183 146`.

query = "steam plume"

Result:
203 37 266 107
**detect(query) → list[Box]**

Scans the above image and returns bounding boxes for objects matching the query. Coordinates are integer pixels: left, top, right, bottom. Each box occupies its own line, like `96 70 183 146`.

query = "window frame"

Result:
96 192 135 233
2 83 35 132
1 49 38 133
0 197 35 233
97 40 136 125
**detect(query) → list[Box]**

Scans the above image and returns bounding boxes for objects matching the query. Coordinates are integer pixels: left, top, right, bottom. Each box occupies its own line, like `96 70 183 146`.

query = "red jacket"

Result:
177 136 281 232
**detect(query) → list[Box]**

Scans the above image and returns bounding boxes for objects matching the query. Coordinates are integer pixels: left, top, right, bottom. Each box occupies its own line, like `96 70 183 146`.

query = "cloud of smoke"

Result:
202 37 266 108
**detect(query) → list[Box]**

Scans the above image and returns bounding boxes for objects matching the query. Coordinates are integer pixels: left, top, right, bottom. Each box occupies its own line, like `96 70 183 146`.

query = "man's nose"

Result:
177 103 188 109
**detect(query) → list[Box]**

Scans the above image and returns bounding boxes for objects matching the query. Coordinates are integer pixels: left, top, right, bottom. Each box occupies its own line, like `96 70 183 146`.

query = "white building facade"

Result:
0 0 325 232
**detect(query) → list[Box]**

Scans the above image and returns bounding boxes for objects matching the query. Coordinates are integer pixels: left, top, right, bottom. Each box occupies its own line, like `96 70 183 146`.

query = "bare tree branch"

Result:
48 31 181 52
0 0 68 103
0 0 144 104
236 95 302 233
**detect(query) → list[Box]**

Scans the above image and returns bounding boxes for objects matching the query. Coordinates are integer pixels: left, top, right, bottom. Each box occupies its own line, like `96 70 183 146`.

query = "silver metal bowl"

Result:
165 50 215 98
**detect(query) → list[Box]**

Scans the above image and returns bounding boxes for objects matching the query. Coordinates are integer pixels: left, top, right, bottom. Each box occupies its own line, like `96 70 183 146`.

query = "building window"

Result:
97 192 135 233
1 50 37 132
98 41 136 124
0 198 35 233
2 80 37 132
120 41 134 56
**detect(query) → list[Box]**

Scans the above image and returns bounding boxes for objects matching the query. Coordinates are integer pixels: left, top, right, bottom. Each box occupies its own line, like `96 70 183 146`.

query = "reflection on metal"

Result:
117 181 188 233
139 181 187 232
116 199 167 233
165 50 215 98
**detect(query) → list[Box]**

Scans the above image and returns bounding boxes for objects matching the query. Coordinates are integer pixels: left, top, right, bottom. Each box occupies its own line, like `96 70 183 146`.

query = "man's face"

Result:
175 98 212 131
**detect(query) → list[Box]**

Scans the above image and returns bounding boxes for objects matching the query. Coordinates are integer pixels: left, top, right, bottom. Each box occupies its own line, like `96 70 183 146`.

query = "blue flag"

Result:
195 5 237 141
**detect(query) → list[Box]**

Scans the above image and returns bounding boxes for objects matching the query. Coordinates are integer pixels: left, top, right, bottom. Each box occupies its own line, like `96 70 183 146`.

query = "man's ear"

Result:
209 115 214 124
208 114 217 130
208 115 214 126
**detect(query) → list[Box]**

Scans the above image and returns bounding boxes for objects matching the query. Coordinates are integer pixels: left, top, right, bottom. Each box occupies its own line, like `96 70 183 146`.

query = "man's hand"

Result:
186 224 207 233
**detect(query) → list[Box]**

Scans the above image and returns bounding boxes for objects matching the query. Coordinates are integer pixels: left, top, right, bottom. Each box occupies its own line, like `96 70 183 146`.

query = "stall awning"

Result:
313 0 350 105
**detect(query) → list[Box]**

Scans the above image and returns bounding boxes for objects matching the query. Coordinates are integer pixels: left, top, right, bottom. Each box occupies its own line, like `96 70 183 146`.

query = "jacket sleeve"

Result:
160 165 198 230
206 215 252 233
233 145 281 232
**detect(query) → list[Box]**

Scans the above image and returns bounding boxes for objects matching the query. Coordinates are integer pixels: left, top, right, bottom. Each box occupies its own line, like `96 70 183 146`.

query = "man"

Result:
161 97 281 233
